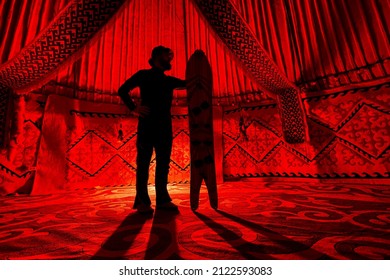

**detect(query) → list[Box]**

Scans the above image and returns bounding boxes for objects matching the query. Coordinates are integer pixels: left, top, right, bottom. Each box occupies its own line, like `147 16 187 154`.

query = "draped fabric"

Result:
44 0 266 105
193 0 308 143
0 0 71 64
1 0 389 100
230 0 390 90
0 0 128 94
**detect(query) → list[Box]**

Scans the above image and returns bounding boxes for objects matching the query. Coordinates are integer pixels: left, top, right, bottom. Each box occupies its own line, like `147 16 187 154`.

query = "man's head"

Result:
148 46 173 71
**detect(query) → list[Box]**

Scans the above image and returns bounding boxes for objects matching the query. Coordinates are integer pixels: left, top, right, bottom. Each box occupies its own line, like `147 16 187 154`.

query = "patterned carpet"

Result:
0 181 389 260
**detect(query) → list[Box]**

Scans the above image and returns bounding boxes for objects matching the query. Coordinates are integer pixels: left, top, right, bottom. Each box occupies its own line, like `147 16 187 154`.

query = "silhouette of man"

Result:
118 46 186 214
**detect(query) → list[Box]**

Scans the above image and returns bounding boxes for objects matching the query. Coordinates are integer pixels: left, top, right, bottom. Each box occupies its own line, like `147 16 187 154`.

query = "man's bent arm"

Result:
118 71 142 110
170 76 187 89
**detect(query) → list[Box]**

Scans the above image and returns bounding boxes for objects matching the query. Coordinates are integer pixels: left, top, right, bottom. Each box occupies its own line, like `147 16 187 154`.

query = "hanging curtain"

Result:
230 0 390 89
1 0 389 97
50 0 191 103
0 0 71 64
0 0 128 94
192 0 308 143
46 0 266 105
230 0 298 82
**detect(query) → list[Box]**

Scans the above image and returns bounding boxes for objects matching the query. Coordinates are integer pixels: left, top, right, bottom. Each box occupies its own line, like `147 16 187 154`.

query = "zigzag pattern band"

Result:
194 0 307 143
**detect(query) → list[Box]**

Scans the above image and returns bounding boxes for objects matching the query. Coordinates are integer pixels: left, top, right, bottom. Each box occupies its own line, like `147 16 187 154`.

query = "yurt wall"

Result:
222 84 389 179
222 0 389 179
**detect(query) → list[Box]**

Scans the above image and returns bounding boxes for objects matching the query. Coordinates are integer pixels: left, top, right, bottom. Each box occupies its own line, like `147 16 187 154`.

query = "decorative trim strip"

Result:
224 172 390 179
194 0 307 143
66 154 136 177
307 103 390 132
0 0 127 92
70 109 189 119
302 82 390 102
0 163 33 178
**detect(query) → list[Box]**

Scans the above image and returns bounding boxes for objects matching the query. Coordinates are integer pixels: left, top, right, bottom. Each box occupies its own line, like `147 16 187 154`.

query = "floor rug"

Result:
0 181 389 259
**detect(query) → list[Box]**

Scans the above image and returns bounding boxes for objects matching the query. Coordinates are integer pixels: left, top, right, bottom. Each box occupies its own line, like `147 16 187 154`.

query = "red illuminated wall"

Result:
223 84 390 179
24 94 192 194
64 109 191 189
1 84 389 195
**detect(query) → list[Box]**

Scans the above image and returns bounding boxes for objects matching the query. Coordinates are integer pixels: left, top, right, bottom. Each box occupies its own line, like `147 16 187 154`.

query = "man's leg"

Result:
133 133 154 209
154 131 173 206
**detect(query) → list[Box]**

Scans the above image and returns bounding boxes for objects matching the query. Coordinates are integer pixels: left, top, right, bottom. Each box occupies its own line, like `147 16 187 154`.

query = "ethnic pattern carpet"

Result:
0 181 389 260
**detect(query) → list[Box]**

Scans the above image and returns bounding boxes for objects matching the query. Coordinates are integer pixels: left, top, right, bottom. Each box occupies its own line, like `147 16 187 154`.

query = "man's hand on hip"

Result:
132 106 150 117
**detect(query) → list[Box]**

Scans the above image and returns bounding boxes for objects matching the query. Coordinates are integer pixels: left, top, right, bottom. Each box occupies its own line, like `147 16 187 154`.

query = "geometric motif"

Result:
64 112 137 188
278 89 307 143
306 92 361 129
236 121 280 161
0 0 127 93
194 0 307 143
66 111 191 188
67 131 118 175
263 145 308 169
0 95 44 194
223 85 390 179
321 142 375 175
170 130 191 170
338 105 389 158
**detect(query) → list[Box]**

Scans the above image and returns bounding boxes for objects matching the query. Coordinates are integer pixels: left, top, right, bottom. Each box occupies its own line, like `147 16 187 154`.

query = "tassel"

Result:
117 123 124 142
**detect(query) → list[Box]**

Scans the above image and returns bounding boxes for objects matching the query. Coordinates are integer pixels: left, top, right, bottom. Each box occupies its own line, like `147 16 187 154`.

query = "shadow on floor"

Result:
194 211 275 259
145 209 180 259
216 209 331 259
91 212 152 259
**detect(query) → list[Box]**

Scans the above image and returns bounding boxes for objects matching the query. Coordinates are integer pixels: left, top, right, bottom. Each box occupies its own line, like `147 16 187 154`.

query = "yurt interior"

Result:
0 0 389 260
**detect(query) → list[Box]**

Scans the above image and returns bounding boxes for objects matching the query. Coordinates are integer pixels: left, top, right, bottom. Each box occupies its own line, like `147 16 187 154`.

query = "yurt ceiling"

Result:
0 0 389 105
